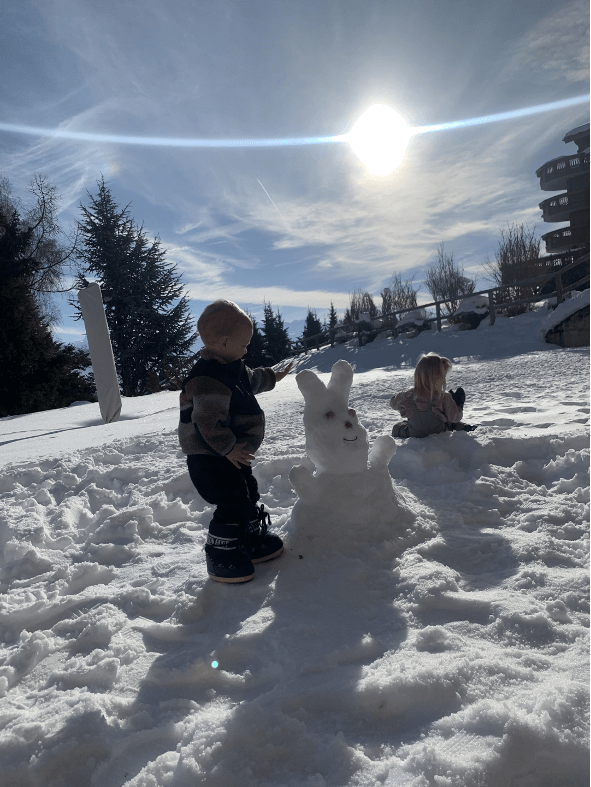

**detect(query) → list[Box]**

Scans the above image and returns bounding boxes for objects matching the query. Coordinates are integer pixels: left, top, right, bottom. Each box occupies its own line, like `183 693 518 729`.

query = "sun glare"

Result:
347 104 412 176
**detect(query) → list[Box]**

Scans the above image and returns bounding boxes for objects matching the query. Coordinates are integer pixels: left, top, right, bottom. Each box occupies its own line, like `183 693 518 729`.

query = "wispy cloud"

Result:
2 0 587 321
499 0 589 87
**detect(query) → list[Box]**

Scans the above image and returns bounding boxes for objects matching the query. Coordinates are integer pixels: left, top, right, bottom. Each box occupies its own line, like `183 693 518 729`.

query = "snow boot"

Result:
448 422 478 432
205 535 255 583
244 504 284 563
392 421 410 438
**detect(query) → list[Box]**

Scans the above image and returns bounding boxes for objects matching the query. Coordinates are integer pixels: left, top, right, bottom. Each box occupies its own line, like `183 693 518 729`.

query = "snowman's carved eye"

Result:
325 411 335 419
348 408 356 416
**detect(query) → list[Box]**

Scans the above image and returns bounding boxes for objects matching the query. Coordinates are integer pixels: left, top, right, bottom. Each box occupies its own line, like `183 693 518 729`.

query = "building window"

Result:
549 200 557 206
563 230 571 236
557 161 566 170
547 167 554 174
559 196 569 205
569 158 580 166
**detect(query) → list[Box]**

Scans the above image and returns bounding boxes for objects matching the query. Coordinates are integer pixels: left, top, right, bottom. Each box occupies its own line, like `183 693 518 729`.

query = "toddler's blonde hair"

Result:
414 352 452 398
197 299 252 345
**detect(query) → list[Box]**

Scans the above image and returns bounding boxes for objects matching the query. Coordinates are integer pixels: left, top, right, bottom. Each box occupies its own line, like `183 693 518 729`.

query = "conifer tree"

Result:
0 203 93 416
244 312 266 368
75 178 197 395
301 308 323 340
261 301 291 363
328 302 338 329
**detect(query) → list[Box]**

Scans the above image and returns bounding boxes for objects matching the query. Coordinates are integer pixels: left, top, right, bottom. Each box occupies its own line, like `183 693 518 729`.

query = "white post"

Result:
78 283 122 424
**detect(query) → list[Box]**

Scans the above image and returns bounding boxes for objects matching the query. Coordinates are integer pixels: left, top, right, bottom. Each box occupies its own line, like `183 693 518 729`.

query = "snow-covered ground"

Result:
0 298 589 787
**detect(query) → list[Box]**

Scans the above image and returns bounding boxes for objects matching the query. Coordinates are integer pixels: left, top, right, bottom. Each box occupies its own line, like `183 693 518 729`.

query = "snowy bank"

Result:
0 305 588 787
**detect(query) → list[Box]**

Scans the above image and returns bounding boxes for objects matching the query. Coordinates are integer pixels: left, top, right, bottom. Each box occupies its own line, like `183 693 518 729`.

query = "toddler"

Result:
390 352 475 438
178 300 292 583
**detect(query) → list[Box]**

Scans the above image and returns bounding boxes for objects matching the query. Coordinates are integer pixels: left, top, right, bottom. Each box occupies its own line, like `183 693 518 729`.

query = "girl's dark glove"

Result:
449 387 466 408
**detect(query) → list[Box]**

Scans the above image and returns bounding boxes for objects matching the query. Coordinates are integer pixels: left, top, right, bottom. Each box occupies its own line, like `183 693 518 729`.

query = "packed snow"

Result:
0 299 589 787
453 296 490 317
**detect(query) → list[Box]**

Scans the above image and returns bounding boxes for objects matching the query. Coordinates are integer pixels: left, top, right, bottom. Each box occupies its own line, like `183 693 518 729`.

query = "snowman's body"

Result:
288 361 412 555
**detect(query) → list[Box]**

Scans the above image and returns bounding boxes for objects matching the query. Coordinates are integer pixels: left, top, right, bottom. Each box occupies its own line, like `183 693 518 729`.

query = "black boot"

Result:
204 535 255 583
244 505 284 563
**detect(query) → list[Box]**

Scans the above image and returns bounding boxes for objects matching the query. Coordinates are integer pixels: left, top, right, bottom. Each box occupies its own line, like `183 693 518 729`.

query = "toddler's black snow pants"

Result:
187 455 260 542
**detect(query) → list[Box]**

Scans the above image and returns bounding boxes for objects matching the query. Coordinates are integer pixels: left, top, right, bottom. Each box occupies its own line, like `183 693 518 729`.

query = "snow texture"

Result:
398 309 428 328
0 299 588 787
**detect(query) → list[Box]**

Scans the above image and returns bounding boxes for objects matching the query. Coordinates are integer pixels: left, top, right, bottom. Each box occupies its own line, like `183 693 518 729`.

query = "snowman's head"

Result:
296 360 369 474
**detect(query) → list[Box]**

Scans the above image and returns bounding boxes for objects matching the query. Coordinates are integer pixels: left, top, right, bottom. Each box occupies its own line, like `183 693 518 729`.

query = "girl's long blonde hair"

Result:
414 352 452 398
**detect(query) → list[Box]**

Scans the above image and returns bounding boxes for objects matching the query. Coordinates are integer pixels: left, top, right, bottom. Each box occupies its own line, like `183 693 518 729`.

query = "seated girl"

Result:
390 352 475 438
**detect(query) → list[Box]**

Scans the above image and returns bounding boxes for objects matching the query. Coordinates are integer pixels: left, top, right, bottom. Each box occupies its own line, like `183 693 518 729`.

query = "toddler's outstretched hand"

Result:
275 362 293 382
226 442 256 468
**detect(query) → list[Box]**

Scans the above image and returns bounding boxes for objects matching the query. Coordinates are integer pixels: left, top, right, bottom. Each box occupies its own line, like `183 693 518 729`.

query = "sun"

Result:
347 104 413 176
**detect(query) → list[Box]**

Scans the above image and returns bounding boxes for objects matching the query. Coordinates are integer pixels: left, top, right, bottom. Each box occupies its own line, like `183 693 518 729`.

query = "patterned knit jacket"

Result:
178 349 276 456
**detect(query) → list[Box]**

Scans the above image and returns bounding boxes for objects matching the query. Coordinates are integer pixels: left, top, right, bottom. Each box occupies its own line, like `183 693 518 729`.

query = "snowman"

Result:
288 360 413 555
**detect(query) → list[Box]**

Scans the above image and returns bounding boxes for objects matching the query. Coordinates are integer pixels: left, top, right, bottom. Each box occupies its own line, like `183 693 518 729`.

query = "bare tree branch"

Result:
425 243 475 316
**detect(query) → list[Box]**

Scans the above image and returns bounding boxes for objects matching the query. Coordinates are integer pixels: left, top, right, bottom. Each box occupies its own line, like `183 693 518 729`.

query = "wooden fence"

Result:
291 254 590 355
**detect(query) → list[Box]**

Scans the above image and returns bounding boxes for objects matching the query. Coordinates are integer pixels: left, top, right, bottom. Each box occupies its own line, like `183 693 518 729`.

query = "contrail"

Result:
257 178 292 233
0 94 587 148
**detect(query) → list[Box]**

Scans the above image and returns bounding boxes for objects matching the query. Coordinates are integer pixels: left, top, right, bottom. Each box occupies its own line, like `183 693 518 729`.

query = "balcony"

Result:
542 225 590 253
536 153 589 191
539 190 590 222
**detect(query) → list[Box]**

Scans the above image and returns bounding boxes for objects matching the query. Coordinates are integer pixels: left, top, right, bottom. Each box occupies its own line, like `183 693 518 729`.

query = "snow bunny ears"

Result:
295 360 370 474
296 359 354 412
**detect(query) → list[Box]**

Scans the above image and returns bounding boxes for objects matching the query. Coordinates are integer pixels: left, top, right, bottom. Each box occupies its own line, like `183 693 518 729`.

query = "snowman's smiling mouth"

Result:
343 436 358 441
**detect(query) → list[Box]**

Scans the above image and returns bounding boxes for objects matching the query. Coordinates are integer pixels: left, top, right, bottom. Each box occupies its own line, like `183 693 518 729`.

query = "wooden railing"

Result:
291 254 589 355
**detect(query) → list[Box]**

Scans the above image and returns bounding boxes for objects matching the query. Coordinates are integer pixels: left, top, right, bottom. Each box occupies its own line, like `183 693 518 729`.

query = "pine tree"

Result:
301 308 323 340
0 203 93 416
244 313 266 367
328 302 338 329
261 301 291 363
75 178 197 395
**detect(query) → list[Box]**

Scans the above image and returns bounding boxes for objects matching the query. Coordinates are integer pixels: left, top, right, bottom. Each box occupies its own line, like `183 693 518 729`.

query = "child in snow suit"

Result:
178 300 292 583
390 352 475 438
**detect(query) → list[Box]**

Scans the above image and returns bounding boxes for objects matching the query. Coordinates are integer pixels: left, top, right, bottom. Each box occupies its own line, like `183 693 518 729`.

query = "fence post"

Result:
488 290 496 325
303 338 308 354
435 302 441 332
556 272 564 304
330 329 335 347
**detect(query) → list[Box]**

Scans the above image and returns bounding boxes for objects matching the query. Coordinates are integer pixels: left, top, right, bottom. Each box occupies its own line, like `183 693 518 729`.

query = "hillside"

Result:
0 297 589 787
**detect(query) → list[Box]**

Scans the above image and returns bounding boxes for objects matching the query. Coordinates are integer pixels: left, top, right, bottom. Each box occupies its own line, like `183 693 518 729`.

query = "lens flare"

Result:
0 121 342 148
211 660 219 669
0 94 587 178
413 95 590 134
347 104 413 175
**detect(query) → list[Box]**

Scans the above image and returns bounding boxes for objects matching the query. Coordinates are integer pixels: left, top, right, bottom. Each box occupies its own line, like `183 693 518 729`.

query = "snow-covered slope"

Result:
0 301 589 787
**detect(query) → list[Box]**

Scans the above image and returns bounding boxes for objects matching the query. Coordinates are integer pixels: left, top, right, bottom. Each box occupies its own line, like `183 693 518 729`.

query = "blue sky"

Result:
0 0 588 344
